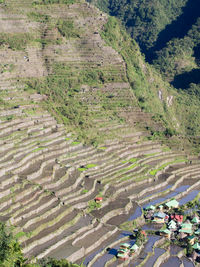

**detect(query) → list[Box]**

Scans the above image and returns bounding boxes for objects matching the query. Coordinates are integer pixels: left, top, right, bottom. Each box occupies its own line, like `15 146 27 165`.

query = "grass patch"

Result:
0 33 34 50
144 152 159 157
87 200 101 213
81 189 88 194
149 158 187 176
129 158 138 163
78 167 87 172
15 231 26 239
78 163 97 172
71 141 80 145
32 147 45 152
86 163 97 169
98 146 107 150
126 163 139 170
27 12 50 23
33 0 75 4
57 19 81 39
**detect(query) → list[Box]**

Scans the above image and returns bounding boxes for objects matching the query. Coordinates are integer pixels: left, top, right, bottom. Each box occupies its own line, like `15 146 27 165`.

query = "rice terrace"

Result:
0 0 200 266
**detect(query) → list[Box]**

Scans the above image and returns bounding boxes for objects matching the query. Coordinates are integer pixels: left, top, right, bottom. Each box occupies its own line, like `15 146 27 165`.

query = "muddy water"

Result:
182 257 195 267
130 235 161 267
128 205 142 221
170 245 183 255
179 190 199 205
142 185 190 209
161 256 181 267
143 247 165 267
143 184 172 199
142 223 162 231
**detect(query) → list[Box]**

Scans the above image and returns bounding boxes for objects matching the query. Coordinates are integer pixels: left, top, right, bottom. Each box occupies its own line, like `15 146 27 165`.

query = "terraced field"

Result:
0 0 199 266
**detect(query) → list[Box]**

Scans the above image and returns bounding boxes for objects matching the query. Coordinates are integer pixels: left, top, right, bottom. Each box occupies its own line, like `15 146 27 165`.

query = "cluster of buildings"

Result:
144 199 200 262
117 230 147 260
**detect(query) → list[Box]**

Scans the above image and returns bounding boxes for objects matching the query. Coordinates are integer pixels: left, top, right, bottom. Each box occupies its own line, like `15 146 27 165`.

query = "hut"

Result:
153 212 166 224
168 220 177 230
192 243 200 251
171 214 183 224
165 199 179 209
117 251 129 260
178 232 188 240
160 229 171 239
192 217 200 224
181 222 193 231
130 244 139 255
120 243 130 250
145 205 156 211
195 229 200 235
95 197 103 203
117 247 129 260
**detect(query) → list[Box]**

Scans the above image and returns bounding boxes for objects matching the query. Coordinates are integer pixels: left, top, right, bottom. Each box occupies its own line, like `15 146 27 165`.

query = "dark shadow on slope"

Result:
146 0 200 62
171 69 200 89
194 44 200 66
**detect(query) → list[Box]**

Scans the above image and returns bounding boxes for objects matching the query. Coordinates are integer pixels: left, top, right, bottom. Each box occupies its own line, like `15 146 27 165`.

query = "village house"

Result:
153 212 166 224
171 214 183 224
120 243 130 250
130 244 139 255
192 216 199 224
160 229 171 239
165 199 179 209
168 220 177 231
95 197 103 203
192 243 200 251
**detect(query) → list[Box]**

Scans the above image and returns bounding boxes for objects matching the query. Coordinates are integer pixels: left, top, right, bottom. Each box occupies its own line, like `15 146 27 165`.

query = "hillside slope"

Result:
0 0 199 265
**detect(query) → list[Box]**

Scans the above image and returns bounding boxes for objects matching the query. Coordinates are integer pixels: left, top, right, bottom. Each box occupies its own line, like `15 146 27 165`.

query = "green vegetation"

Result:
33 0 75 5
78 163 97 172
153 18 200 82
57 19 81 39
101 17 175 129
101 16 200 141
89 0 188 53
0 33 34 50
87 200 101 212
0 221 83 266
27 12 50 23
86 163 97 168
81 189 88 194
149 158 187 176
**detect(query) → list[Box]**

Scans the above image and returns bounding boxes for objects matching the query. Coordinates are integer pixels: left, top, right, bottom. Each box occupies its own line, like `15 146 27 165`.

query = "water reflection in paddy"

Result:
182 257 195 267
143 185 190 209
179 190 199 205
161 256 181 267
143 184 172 199
130 235 161 267
83 231 133 266
143 247 165 267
